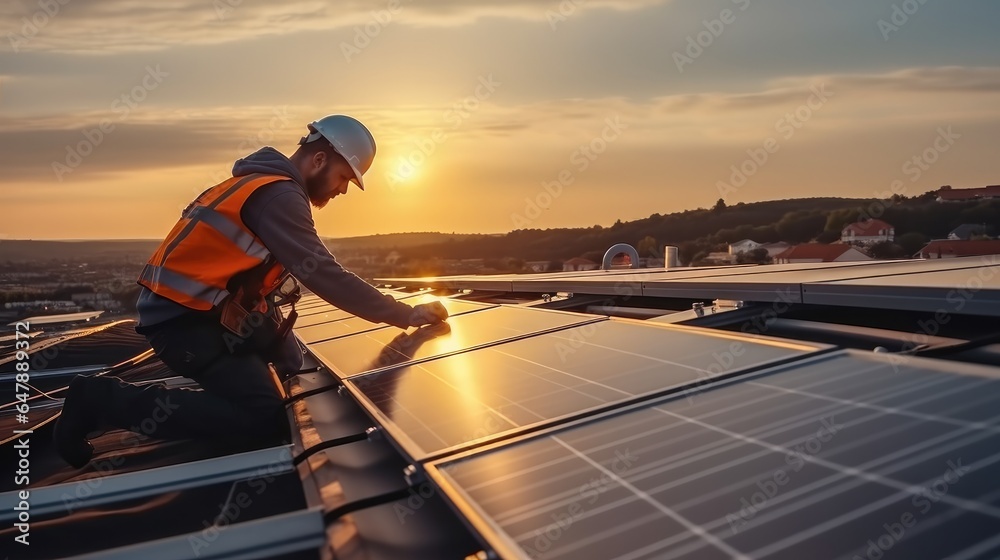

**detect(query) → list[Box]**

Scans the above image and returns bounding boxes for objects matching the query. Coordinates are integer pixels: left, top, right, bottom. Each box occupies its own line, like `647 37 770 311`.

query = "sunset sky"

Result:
1 0 999 240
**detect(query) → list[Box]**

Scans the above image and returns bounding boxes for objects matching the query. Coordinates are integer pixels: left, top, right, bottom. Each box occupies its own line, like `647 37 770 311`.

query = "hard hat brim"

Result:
345 161 366 191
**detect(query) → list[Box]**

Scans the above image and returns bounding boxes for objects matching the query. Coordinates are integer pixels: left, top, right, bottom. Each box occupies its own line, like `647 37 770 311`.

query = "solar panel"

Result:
803 257 1000 316
641 258 992 301
297 291 431 319
426 350 1000 560
507 266 776 294
295 299 496 344
295 301 339 317
377 262 894 294
345 320 825 461
307 306 602 379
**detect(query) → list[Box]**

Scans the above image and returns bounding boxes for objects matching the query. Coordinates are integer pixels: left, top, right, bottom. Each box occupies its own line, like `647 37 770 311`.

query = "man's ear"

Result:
311 150 327 170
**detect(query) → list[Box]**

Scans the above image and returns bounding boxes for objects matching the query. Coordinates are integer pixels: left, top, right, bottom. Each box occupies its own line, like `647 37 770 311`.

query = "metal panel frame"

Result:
69 507 326 560
0 445 293 521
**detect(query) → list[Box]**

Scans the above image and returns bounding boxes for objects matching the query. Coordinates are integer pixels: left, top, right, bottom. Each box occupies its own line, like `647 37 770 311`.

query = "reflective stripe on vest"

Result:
138 264 230 308
183 206 270 261
138 173 292 310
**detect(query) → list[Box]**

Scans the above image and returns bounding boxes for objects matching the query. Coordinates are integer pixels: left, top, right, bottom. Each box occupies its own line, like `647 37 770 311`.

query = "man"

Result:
54 114 448 468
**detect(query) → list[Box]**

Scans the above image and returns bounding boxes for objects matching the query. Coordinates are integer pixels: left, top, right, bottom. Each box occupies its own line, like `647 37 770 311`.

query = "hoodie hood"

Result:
232 147 306 187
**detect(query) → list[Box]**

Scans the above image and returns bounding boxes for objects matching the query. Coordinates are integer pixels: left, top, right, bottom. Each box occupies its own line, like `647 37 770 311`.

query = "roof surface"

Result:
919 239 1000 257
5 260 1000 559
842 219 893 235
773 243 857 261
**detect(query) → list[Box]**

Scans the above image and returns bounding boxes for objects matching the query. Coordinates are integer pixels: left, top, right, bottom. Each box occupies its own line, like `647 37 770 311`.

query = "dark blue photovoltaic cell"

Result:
296 294 487 326
297 291 429 319
308 306 599 379
347 320 822 460
430 351 1000 560
295 298 495 344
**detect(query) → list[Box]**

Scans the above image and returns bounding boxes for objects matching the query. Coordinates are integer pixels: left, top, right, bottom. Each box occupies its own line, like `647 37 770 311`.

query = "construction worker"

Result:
54 115 449 468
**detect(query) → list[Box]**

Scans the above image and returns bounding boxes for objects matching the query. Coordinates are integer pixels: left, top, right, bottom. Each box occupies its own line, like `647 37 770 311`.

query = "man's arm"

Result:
242 184 415 328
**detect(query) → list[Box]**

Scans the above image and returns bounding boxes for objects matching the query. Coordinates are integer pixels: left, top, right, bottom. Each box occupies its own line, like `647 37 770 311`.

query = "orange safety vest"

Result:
137 173 291 311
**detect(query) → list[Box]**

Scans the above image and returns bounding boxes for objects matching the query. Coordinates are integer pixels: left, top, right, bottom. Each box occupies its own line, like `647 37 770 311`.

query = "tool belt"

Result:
219 259 300 352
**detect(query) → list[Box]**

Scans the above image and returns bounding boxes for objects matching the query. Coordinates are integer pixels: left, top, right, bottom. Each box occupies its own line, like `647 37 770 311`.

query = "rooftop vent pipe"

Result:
602 243 640 270
665 246 680 269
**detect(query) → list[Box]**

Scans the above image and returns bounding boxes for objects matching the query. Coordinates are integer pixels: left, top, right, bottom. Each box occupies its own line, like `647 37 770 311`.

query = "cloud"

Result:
2 65 998 188
0 0 667 54
773 66 1000 94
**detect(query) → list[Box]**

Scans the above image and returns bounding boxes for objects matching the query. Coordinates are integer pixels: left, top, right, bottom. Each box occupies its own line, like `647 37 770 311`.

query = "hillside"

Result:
396 196 1000 265
0 233 485 263
322 232 488 253
3 196 998 267
0 240 160 263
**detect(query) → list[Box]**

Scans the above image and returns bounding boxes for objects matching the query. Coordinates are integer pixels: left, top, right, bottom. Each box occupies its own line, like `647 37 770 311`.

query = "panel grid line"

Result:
552 437 752 560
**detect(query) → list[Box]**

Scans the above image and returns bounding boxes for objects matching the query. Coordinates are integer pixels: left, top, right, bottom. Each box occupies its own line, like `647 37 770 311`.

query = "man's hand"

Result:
408 302 449 327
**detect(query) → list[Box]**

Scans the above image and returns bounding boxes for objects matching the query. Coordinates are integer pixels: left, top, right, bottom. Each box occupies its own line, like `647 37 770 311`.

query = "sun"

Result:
394 159 420 183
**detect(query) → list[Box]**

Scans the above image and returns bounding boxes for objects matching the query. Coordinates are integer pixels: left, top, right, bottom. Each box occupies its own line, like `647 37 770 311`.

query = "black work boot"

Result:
53 376 110 468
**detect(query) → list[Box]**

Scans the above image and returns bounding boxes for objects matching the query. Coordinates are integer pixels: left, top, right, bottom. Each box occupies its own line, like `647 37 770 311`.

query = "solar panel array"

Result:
294 277 1000 559
375 258 1000 316
345 320 824 461
427 351 1000 560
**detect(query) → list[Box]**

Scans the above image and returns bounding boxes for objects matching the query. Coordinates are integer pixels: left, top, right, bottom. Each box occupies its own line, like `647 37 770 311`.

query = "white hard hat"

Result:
299 115 376 190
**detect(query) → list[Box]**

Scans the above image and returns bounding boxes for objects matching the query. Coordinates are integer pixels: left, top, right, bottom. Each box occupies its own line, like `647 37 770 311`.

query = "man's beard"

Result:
305 175 329 209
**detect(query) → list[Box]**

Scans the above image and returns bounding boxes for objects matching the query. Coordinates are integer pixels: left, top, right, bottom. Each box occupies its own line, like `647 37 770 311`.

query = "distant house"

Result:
948 224 988 241
728 239 760 256
759 242 791 258
916 240 1000 259
773 244 873 264
526 260 552 273
563 257 599 272
936 185 1000 203
841 219 894 245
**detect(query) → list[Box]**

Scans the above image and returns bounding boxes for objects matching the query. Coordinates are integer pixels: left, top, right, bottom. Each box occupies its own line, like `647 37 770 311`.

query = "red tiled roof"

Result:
843 219 893 236
918 239 1000 258
774 243 855 261
936 185 1000 201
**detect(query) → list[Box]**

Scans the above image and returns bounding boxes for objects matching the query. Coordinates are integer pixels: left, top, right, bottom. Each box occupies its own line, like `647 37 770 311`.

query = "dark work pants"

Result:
100 317 288 443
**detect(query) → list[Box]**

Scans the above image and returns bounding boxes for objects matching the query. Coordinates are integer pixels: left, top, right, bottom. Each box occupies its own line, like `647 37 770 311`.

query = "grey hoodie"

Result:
136 147 415 369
